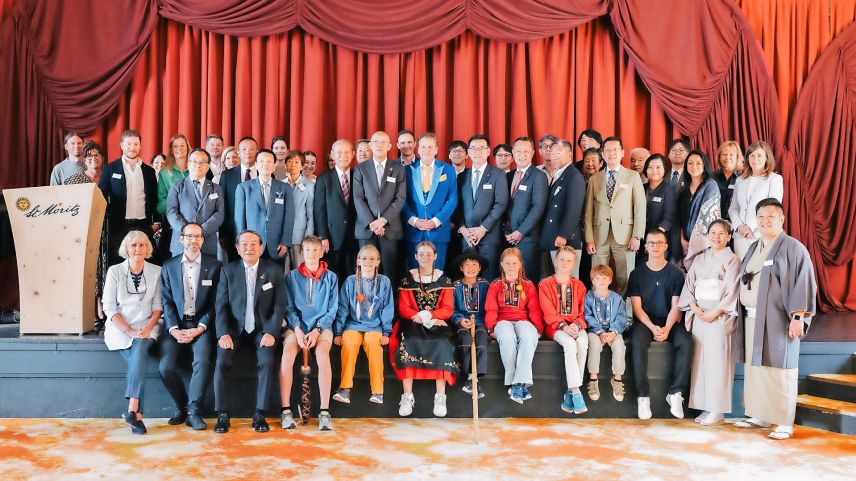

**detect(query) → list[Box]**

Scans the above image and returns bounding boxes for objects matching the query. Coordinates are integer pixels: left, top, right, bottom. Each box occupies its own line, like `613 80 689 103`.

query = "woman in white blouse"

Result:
728 141 784 259
102 231 163 434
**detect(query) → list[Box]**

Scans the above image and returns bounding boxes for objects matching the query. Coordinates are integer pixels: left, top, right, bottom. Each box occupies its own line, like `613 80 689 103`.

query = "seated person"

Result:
451 250 491 398
584 264 628 402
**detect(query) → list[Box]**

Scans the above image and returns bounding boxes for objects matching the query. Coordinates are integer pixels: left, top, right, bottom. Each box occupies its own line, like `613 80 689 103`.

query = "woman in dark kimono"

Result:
677 150 721 270
391 241 459 418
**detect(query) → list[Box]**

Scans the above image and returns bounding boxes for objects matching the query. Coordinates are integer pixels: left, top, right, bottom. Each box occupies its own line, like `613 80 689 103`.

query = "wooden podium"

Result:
3 184 106 334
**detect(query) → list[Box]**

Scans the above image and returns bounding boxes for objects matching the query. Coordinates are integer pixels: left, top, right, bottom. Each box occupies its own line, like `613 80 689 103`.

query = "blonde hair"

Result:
355 244 381 301
554 246 578 260
715 140 744 173
118 230 154 259
415 241 437 254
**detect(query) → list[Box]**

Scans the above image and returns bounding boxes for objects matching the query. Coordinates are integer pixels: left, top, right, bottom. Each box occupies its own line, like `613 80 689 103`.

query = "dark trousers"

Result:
107 219 154 267
159 327 214 414
630 320 693 397
325 240 356 285
214 330 277 413
456 326 488 377
460 240 500 281
360 236 400 288
516 239 540 281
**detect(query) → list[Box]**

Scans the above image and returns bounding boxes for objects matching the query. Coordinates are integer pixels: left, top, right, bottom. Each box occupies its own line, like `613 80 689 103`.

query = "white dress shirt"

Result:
243 260 258 333
122 158 147 220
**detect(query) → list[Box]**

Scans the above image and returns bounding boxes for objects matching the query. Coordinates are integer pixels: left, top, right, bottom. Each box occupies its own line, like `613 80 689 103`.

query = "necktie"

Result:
244 168 251 181
341 173 350 204
670 171 678 187
192 180 202 202
376 163 384 187
244 266 255 334
421 164 431 193
606 170 616 202
261 182 270 210
511 170 523 197
472 169 481 200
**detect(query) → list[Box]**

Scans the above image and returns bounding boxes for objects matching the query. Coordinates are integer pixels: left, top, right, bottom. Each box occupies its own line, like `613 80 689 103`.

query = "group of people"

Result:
47 127 816 441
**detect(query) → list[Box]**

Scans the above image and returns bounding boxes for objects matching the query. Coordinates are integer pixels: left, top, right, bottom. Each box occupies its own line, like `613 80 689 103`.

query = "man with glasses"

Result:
235 149 290 263
50 132 85 185
166 149 225 257
667 139 691 190
159 222 222 430
314 139 358 282
448 140 468 175
626 228 692 420
536 134 559 183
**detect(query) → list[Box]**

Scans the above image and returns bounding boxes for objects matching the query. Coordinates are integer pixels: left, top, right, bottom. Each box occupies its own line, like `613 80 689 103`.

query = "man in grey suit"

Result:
159 222 222 430
353 131 406 285
457 135 509 281
540 139 586 279
234 149 290 261
166 149 225 257
505 137 548 280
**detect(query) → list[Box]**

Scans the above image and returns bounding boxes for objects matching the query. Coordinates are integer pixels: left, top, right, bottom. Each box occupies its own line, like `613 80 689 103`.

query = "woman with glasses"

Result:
102 231 163 434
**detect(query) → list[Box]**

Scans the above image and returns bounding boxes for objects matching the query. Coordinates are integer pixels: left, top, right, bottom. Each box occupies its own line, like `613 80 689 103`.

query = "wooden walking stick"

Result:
469 314 480 443
298 347 312 425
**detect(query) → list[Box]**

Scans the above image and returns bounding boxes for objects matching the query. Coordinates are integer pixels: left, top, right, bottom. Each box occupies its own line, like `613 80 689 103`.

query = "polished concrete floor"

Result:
0 417 854 480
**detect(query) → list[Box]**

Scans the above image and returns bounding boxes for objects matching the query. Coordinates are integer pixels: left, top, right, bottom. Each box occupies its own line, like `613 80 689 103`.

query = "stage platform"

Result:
0 314 853 420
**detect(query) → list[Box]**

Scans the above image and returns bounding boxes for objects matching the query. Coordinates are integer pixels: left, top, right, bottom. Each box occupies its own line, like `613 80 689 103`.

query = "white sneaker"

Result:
433 393 447 417
694 411 710 423
637 397 652 419
666 392 684 419
398 393 415 417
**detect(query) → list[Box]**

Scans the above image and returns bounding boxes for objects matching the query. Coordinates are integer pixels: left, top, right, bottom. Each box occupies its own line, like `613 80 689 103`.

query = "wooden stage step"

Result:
797 394 856 416
809 374 856 387
796 394 856 435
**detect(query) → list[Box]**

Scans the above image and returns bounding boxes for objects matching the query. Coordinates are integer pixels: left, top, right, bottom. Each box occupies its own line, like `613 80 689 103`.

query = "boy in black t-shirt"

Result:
626 229 693 420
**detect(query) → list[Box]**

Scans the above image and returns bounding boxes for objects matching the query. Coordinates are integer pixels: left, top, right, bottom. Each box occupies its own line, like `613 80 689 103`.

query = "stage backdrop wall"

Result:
0 0 854 311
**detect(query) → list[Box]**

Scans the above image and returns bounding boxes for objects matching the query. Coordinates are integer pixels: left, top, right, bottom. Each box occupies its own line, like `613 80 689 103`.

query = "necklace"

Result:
593 295 611 328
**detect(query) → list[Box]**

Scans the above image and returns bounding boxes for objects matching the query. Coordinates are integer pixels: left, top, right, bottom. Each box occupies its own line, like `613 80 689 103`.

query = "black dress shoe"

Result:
168 409 188 425
213 413 230 433
134 418 148 435
124 411 147 435
252 413 270 433
186 413 207 430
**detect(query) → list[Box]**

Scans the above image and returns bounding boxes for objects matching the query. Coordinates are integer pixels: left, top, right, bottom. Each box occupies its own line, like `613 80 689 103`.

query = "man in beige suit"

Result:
584 136 646 294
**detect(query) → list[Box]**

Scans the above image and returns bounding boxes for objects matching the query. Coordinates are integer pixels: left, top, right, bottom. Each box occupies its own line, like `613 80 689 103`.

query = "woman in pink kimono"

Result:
678 219 741 425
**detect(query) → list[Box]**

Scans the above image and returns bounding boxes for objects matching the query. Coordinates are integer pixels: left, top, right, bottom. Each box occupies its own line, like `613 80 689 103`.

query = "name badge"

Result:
297 183 306 191
262 282 273 291
208 193 219 200
763 260 774 267
518 185 528 192
386 176 397 183
728 184 736 190
112 173 123 179
652 197 662 203
619 183 629 189
554 186 562 195
201 279 213 286
275 198 284 204
483 184 492 190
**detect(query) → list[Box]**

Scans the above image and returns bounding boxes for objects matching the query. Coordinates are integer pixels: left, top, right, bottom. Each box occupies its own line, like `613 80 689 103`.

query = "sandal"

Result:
734 417 770 429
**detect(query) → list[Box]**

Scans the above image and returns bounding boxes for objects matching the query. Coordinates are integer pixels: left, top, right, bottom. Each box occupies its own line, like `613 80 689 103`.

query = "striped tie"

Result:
341 173 350 204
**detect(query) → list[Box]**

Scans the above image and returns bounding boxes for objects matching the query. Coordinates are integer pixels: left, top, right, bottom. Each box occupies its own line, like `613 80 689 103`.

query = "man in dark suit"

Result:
457 135 509 281
314 139 357 283
213 230 286 433
234 149 289 261
505 136 549 280
165 149 224 257
159 222 222 430
353 131 406 285
99 129 160 266
540 139 586 279
218 136 259 261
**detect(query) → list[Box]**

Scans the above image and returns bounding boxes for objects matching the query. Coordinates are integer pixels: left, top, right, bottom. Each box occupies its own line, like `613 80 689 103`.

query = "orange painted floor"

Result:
0 418 854 480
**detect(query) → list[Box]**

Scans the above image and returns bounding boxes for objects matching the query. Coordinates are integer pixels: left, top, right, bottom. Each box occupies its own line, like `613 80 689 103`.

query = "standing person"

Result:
102 231 162 434
157 134 191 215
234 150 289 262
213 230 285 434
584 265 628 403
450 250 491 398
49 132 84 185
584 136 646 295
392 242 458 418
394 129 418 166
735 198 816 440
639 154 676 266
204 134 225 178
271 136 289 181
158 223 221 431
678 219 741 426
353 131 406 286
314 139 358 283
64 140 104 185
629 147 650 182
218 136 259 261
151 153 166 180
728 141 784 259
579 148 604 183
213 147 238 184
355 139 372 164
667 139 691 261
99 130 160 267
540 140 586 279
165 149 225 257
302 151 318 182
493 143 514 173
536 134 559 182
445 140 469 272
281 150 315 271
279 236 338 431
626 229 693 420
402 133 458 270
712 141 742 221
505 136 549 280
333 244 394 405
448 140 469 175
677 150 720 269
539 247 588 414
457 135 509 281
485 247 543 404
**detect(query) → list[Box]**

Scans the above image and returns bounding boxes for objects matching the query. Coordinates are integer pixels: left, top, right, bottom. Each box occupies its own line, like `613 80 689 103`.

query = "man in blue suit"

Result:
457 135 508 281
159 222 222 430
165 149 225 257
402 132 458 270
540 139 587 279
234 149 289 261
505 137 549 280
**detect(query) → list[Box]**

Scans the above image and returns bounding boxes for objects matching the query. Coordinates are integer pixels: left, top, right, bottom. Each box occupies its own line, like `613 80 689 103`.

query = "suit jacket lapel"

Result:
171 259 186 314
254 264 266 303
195 257 209 312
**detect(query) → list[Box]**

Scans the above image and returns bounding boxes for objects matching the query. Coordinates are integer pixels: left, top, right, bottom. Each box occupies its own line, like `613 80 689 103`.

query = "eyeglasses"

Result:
645 241 666 247
468 146 490 152
449 148 466 154
181 234 203 240
84 153 102 159
188 160 209 165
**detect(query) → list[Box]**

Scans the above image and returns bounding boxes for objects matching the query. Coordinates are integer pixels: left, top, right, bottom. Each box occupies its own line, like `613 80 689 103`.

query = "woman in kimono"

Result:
678 219 741 425
677 150 721 269
391 241 459 418
735 198 816 440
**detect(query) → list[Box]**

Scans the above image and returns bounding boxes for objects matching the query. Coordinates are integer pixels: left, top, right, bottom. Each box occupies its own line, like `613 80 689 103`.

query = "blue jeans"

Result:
494 320 539 386
119 338 155 402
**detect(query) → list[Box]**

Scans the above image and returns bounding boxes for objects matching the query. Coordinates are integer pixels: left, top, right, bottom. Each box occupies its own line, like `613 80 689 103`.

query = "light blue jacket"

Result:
334 274 394 336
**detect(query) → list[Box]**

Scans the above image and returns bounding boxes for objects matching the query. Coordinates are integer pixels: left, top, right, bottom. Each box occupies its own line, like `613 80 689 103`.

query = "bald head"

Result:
369 131 391 161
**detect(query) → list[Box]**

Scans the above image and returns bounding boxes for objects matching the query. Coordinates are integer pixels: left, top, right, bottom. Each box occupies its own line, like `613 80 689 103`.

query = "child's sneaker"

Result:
561 390 574 413
587 379 600 401
571 391 588 414
332 388 351 404
369 393 384 404
610 378 624 401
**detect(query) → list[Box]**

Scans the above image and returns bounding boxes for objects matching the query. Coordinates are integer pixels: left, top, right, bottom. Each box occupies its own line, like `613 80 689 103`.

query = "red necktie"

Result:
511 170 523 197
